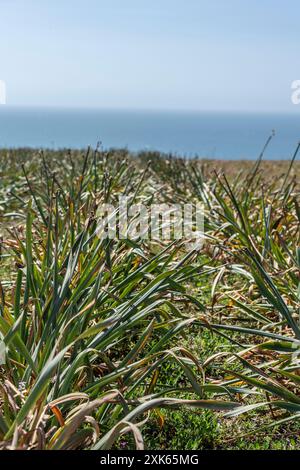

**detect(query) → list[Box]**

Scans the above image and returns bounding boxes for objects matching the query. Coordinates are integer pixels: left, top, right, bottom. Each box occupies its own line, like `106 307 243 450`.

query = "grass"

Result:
0 146 300 450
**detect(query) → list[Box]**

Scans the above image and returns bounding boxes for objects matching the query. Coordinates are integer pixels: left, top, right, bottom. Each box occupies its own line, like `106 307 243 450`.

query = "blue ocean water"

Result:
0 107 300 160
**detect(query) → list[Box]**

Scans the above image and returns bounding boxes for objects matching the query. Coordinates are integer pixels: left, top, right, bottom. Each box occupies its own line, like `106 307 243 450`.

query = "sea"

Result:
0 107 300 160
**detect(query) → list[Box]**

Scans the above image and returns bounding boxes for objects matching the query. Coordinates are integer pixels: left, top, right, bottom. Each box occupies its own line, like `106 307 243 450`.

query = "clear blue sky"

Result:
0 0 299 111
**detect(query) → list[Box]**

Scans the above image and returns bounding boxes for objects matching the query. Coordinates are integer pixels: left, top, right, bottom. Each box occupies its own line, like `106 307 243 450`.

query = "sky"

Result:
0 0 300 112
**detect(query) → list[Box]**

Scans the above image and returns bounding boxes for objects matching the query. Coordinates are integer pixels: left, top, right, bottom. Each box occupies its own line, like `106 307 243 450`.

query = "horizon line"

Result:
1 104 300 115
